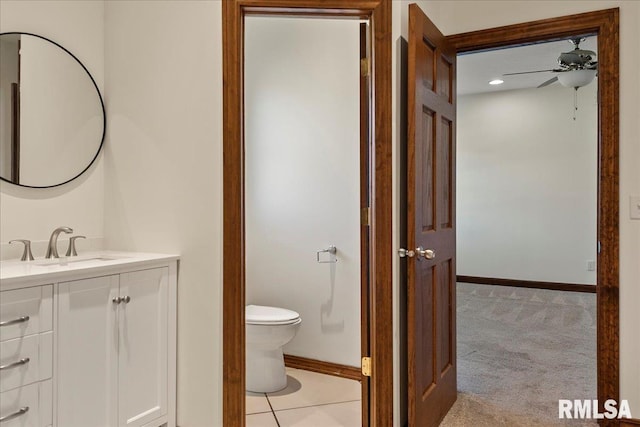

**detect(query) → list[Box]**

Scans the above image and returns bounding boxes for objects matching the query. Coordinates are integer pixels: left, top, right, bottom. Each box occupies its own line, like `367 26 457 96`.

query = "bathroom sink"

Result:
33 256 125 267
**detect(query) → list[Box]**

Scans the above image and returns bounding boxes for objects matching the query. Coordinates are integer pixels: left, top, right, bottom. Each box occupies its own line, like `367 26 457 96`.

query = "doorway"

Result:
452 35 599 423
222 1 392 427
447 8 620 419
244 15 366 426
403 5 619 427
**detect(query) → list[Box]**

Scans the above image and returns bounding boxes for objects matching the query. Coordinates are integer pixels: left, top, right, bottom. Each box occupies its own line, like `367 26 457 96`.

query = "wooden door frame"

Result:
222 1 392 427
447 8 620 423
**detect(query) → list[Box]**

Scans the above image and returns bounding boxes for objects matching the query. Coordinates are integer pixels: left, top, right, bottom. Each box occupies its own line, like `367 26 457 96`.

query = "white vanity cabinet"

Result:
0 253 178 427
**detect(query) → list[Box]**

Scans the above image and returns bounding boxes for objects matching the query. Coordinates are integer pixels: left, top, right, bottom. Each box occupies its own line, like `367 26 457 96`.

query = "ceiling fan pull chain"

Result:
573 87 578 121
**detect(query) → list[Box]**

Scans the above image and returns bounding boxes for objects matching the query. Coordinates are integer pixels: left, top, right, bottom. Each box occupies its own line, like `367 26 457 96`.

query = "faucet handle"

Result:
65 236 86 257
9 240 35 261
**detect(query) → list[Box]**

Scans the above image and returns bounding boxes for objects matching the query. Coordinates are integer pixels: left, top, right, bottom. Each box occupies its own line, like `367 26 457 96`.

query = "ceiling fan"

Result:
503 38 598 89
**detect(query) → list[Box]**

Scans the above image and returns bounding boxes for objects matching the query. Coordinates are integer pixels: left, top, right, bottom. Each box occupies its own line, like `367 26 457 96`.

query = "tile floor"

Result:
246 368 361 427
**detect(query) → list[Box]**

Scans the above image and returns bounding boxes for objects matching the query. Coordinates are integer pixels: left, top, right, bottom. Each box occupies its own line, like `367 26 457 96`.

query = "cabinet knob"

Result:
123 296 131 304
112 297 123 304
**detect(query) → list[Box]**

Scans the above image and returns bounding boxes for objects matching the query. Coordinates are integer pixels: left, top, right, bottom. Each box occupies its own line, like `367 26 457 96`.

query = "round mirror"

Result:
0 32 105 188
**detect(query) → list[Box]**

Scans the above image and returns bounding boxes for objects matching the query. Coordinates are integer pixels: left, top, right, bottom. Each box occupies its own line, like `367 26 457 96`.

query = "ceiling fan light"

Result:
557 69 596 88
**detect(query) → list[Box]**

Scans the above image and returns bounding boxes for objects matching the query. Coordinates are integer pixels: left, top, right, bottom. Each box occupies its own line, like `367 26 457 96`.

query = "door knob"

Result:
398 248 415 258
416 247 436 260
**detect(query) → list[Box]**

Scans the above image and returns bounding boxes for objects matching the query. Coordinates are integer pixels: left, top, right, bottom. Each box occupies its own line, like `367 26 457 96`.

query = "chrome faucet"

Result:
9 239 35 261
45 226 73 259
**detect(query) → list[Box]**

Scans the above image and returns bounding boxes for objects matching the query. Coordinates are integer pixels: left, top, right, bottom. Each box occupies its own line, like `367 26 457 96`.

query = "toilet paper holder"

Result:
316 246 337 264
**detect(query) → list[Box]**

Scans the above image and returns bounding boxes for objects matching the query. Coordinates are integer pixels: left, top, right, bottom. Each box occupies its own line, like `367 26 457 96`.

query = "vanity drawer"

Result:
0 382 40 427
0 333 53 393
0 286 53 342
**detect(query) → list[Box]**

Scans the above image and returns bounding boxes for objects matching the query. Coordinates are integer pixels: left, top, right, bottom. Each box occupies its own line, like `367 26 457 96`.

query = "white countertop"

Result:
0 251 179 290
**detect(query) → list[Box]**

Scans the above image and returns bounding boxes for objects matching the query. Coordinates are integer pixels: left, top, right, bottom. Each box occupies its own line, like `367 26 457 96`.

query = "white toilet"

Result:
245 304 302 393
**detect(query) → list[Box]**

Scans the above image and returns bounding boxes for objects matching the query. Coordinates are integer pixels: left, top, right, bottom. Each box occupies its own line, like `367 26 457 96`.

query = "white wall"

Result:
103 2 222 426
457 84 598 285
0 0 105 260
244 17 361 367
393 1 640 424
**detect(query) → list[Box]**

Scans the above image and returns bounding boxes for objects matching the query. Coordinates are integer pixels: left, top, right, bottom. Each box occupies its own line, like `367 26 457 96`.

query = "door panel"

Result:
420 107 435 232
407 4 457 426
437 260 453 375
417 265 435 395
438 118 453 229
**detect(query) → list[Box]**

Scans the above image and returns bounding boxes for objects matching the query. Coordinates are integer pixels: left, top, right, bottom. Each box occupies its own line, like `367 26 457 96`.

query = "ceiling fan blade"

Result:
503 69 556 76
537 76 558 88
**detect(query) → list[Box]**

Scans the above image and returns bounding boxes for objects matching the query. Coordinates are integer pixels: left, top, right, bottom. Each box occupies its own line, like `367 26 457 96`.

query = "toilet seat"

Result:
246 304 301 326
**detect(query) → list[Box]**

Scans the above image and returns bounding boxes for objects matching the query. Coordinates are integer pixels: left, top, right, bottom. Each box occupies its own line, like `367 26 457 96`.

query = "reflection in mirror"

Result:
0 32 105 188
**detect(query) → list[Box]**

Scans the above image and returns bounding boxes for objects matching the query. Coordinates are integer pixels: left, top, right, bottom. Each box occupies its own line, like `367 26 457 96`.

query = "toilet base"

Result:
246 347 288 393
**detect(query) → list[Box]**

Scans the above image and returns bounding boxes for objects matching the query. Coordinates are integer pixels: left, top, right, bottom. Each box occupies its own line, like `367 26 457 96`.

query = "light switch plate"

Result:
630 196 640 220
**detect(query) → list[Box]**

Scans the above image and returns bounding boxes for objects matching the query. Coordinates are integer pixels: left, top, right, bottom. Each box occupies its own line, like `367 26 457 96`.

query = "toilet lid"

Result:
246 305 300 325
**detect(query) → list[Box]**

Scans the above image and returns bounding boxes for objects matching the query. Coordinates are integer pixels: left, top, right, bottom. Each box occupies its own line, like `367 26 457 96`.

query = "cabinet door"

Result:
57 275 119 427
118 268 168 427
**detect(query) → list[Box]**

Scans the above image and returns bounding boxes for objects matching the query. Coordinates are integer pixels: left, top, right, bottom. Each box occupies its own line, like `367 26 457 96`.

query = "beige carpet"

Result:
441 283 597 427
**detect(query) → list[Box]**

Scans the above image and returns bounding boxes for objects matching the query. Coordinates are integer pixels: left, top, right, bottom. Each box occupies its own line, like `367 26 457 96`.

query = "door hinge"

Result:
361 207 371 226
361 356 372 377
360 58 370 77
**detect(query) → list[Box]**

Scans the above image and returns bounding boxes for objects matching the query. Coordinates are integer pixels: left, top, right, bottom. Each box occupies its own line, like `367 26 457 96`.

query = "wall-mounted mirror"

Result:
0 32 105 188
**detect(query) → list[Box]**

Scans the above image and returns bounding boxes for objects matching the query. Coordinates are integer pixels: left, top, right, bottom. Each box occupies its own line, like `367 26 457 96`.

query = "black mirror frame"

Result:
0 31 106 189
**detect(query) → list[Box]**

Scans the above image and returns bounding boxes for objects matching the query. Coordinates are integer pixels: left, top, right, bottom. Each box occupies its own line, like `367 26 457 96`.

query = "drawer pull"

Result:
0 357 30 371
0 406 29 423
0 316 29 327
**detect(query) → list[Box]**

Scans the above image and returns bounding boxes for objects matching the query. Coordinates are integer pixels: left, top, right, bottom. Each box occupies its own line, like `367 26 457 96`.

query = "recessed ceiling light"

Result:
489 79 504 85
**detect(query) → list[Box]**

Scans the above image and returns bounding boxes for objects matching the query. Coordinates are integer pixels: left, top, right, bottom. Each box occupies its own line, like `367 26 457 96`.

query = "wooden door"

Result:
407 4 457 426
359 20 372 427
57 275 119 427
118 268 168 427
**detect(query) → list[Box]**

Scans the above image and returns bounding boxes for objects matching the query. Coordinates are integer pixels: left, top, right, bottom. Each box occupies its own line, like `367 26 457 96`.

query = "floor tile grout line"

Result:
246 410 273 415
245 392 273 416
265 393 281 427
270 398 361 414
